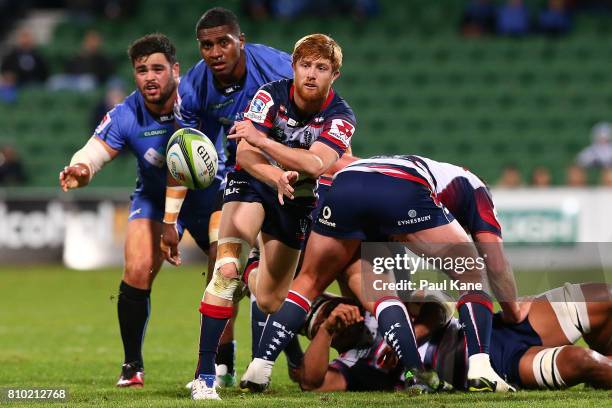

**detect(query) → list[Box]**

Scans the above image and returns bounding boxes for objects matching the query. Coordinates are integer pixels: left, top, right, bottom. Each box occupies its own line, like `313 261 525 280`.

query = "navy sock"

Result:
195 302 233 386
117 281 150 367
255 291 311 362
283 336 304 369
375 297 423 371
458 291 493 356
216 340 236 374
250 294 267 359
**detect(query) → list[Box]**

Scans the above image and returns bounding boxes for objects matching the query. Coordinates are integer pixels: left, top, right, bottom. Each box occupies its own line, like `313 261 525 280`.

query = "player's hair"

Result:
196 7 241 36
128 33 177 65
292 34 343 72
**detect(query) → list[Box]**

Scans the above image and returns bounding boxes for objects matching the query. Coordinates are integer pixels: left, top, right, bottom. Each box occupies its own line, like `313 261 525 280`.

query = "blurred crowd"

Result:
496 122 612 188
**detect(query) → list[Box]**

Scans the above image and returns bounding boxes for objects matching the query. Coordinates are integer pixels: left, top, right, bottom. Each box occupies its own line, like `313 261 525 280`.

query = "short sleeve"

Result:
317 116 356 157
174 76 201 129
243 85 278 133
93 107 125 151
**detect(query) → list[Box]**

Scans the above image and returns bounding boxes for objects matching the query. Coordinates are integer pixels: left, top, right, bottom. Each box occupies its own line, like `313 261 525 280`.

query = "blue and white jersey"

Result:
175 43 293 174
244 78 356 198
94 90 219 208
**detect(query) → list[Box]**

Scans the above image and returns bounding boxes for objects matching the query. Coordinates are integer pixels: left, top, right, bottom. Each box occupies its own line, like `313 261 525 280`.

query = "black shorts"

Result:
313 170 454 241
223 169 314 249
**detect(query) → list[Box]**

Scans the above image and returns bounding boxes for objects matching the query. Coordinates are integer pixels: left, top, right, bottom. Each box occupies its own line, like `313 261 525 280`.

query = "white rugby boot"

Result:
239 358 273 392
466 353 516 392
191 375 221 400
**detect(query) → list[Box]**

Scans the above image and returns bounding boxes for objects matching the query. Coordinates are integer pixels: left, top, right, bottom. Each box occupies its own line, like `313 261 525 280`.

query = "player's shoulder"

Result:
179 60 208 90
246 43 291 62
325 90 356 123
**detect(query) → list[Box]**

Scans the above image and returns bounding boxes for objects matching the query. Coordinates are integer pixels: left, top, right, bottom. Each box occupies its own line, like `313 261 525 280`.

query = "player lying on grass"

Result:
298 283 612 392
190 33 356 400
242 155 518 392
59 34 224 388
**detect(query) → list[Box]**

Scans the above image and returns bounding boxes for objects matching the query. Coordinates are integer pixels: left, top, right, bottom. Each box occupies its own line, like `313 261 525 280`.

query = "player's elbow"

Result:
299 371 324 391
302 156 328 179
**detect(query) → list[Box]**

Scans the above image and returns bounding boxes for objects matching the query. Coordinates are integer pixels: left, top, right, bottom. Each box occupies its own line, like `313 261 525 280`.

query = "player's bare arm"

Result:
300 304 362 391
59 136 118 191
160 173 188 266
236 139 298 204
230 120 339 178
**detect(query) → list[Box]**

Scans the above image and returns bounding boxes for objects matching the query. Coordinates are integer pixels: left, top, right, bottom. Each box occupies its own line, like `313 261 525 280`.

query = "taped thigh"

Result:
544 283 590 343
532 346 567 390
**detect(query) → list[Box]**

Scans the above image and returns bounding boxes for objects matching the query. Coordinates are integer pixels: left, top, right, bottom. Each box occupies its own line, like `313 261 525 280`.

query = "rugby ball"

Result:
166 128 218 189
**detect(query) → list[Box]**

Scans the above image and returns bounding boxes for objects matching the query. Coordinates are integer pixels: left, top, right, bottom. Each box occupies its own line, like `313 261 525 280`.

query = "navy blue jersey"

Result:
175 43 293 173
244 78 356 198
94 90 216 206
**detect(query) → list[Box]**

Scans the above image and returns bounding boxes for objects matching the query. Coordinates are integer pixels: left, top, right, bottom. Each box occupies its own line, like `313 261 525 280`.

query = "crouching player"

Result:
189 33 355 400
244 155 515 392
300 284 612 392
59 34 223 387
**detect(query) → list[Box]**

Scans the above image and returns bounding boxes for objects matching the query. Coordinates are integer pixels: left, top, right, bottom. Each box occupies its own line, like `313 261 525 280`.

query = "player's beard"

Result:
295 81 328 105
144 77 176 106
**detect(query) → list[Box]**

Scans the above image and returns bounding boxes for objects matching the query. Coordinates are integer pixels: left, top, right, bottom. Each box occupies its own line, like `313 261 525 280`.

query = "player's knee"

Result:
123 259 156 288
256 294 284 314
562 347 600 375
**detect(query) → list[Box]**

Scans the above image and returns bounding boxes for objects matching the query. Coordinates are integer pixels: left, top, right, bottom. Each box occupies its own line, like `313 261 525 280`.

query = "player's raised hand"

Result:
276 170 299 205
321 304 363 335
59 164 90 191
160 223 181 266
228 120 267 147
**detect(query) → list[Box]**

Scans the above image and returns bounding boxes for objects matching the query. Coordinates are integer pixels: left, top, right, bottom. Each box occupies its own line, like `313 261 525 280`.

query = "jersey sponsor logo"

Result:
144 147 165 168
244 90 273 124
328 119 354 146
94 113 112 135
141 129 168 137
318 205 336 227
208 98 234 111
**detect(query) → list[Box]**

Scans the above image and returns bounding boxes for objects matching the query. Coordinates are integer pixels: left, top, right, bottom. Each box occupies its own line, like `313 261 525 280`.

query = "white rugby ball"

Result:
166 128 218 189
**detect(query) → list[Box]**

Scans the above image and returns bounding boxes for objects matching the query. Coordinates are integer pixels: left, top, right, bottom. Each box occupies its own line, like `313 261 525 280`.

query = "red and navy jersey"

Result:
412 155 502 237
244 78 356 197
337 155 502 237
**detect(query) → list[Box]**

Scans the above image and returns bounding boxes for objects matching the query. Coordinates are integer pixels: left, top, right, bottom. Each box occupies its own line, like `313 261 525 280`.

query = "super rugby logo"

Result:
196 145 216 179
245 90 273 124
328 119 354 147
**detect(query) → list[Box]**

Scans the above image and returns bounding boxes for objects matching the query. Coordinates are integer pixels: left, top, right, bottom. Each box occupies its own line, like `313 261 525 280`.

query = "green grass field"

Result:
0 266 610 407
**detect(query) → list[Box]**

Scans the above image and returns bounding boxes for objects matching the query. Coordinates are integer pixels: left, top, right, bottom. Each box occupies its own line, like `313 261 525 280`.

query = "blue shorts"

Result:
128 179 223 250
223 170 314 250
490 313 542 387
313 171 454 241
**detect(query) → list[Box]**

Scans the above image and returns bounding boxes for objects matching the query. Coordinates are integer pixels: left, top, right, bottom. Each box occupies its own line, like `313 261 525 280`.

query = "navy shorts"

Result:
313 171 454 241
490 313 542 387
223 170 314 250
330 360 403 391
128 178 223 251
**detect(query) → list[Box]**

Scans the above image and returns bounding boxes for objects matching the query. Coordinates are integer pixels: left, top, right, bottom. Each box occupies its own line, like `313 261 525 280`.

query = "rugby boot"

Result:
116 362 144 388
239 358 272 392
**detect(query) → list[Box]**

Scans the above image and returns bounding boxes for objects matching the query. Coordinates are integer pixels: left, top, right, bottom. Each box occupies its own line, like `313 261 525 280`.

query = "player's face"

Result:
293 57 339 104
197 25 245 81
133 52 179 105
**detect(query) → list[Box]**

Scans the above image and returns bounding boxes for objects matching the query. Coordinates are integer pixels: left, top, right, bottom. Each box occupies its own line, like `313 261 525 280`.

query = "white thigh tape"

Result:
532 346 567 390
544 283 590 343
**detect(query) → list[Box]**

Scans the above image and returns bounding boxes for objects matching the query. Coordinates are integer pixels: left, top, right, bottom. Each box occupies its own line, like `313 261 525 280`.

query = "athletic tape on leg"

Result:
205 237 251 301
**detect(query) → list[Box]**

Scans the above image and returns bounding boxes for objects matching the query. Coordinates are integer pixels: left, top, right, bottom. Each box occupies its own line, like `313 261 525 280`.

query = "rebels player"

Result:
243 155 515 393
189 34 355 400
59 34 222 387
160 7 296 387
300 284 612 392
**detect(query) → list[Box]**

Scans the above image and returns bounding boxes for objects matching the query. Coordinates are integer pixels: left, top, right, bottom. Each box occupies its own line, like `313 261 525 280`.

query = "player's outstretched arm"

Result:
229 120 338 178
474 232 526 323
59 136 117 191
160 175 188 266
